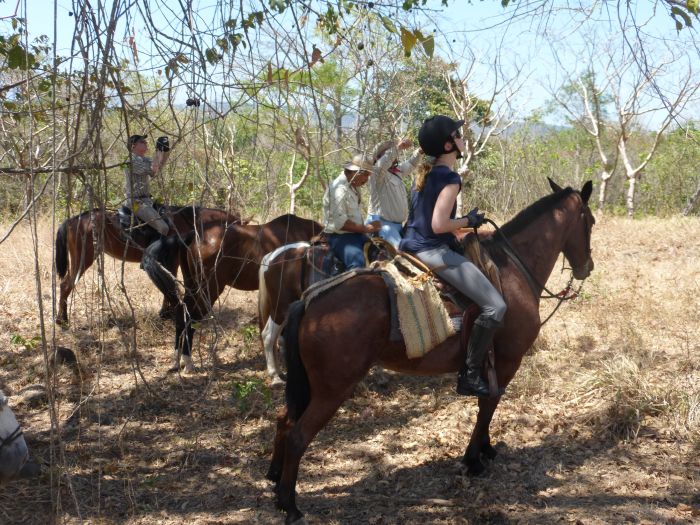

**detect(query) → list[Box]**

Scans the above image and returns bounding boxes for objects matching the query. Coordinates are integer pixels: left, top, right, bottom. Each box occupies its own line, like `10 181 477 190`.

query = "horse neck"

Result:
504 197 578 294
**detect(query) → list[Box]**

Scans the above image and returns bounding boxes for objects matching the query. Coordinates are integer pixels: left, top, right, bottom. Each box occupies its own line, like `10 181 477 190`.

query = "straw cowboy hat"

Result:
344 154 374 172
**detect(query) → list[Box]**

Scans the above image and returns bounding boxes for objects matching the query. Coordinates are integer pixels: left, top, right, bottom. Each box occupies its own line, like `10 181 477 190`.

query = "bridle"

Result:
483 196 593 326
0 424 23 453
0 403 23 453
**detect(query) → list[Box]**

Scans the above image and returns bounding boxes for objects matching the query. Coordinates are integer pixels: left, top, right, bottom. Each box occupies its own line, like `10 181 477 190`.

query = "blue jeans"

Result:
366 214 403 249
328 233 368 270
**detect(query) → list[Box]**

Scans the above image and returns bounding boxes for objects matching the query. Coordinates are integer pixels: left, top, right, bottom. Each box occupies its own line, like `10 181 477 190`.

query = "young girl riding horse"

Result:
400 115 507 397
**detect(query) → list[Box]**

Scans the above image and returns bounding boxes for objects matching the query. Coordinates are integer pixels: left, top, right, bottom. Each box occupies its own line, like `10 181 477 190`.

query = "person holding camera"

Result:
124 134 171 237
399 115 506 398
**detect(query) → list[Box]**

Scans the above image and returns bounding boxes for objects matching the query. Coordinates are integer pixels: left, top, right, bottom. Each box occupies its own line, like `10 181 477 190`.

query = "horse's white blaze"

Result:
0 392 28 483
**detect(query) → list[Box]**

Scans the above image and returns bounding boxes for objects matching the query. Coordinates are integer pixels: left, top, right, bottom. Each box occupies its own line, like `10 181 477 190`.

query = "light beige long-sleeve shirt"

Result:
322 172 364 234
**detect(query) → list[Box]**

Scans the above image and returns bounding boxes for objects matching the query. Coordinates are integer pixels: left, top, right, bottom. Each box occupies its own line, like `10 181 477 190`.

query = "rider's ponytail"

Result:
415 155 436 192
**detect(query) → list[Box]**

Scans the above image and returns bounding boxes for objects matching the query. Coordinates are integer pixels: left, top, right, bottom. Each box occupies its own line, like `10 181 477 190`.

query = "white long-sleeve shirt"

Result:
367 146 422 223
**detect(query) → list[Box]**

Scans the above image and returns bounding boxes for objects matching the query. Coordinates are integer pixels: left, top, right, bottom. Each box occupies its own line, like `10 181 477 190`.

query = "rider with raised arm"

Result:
366 137 423 248
124 134 171 239
399 115 507 397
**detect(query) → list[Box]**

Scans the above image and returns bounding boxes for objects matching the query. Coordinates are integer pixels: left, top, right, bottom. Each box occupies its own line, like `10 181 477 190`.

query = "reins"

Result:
0 424 23 452
482 218 585 327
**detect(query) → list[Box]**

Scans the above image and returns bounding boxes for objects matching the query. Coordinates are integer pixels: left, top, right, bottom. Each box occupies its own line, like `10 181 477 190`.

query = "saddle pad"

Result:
379 261 455 359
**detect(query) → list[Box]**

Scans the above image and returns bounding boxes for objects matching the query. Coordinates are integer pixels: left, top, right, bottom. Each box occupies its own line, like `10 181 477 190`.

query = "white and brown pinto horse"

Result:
0 390 28 483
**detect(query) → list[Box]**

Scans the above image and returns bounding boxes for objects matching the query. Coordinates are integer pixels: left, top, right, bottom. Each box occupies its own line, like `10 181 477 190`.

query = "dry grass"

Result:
0 214 698 524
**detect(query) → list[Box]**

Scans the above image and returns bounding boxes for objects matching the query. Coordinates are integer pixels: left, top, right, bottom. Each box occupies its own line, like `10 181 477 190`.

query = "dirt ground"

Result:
0 214 698 525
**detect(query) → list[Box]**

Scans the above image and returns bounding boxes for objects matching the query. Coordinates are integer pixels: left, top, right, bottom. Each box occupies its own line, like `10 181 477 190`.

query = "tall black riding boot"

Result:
456 322 496 397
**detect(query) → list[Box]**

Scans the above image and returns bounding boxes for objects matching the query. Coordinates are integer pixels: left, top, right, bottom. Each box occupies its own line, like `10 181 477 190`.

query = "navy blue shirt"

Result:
400 165 461 253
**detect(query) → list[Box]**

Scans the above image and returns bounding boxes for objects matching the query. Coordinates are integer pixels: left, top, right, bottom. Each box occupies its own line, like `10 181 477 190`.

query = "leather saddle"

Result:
117 203 171 247
304 233 392 286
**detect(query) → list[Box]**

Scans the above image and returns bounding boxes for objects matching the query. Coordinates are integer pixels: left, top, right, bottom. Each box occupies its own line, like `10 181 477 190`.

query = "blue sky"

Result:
9 0 700 128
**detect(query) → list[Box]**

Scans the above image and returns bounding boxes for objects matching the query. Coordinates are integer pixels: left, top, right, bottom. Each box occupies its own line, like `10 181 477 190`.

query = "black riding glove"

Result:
463 207 485 228
156 136 170 152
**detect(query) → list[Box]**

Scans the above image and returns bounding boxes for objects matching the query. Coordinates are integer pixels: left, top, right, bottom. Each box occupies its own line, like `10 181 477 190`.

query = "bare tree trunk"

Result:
626 173 638 217
683 178 700 215
598 170 613 212
288 151 297 214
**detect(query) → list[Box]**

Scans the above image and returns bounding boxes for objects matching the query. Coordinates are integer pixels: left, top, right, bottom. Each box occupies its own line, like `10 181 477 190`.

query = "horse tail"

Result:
283 300 310 421
55 219 70 278
142 238 181 304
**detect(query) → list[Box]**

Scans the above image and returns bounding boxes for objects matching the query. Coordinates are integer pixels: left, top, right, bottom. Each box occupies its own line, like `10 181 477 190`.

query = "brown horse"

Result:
267 179 595 523
54 205 241 325
142 214 322 372
258 237 396 385
258 242 320 385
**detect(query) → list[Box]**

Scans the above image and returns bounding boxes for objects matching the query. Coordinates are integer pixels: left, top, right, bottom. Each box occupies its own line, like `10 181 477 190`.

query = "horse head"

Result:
0 390 28 483
549 178 595 280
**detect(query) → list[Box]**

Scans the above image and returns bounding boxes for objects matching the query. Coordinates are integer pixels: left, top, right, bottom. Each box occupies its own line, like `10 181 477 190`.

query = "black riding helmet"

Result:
418 115 465 157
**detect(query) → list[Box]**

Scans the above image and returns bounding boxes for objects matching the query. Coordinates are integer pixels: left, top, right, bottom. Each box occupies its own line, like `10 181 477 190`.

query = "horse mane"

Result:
486 187 578 242
166 204 202 223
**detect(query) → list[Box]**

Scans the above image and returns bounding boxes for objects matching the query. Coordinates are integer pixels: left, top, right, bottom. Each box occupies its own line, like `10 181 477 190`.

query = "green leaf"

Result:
400 27 417 57
687 0 699 14
379 15 397 34
205 47 221 64
269 0 287 14
421 34 434 57
7 44 29 69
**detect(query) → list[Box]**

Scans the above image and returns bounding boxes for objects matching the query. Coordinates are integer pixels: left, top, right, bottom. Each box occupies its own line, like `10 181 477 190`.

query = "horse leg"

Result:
266 407 292 483
171 304 195 373
262 316 285 386
57 275 73 326
276 396 348 524
57 246 93 326
462 396 501 475
158 239 180 320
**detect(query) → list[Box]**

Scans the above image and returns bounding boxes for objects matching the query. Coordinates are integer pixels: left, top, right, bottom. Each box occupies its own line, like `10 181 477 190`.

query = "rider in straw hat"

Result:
322 153 381 270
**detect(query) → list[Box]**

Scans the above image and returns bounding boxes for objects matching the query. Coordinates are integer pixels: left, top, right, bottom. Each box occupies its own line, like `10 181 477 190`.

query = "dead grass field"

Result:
0 215 698 525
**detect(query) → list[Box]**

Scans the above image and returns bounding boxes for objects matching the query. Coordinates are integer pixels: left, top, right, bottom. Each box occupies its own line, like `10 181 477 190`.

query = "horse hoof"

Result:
270 376 285 388
482 443 498 460
159 308 176 321
461 453 486 476
286 512 306 525
265 466 281 483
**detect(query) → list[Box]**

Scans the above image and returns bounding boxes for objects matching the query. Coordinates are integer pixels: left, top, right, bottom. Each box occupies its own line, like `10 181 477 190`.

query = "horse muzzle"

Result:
573 258 594 280
0 436 29 483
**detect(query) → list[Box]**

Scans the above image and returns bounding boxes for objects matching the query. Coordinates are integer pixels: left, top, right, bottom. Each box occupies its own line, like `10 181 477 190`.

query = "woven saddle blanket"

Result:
301 256 455 360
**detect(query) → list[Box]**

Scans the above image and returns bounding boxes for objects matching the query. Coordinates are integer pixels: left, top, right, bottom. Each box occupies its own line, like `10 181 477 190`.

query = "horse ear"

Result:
548 177 563 193
580 180 593 204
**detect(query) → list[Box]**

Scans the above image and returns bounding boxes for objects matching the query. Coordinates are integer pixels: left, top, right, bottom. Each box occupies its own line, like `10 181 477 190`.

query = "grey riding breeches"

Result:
133 198 169 236
416 243 507 328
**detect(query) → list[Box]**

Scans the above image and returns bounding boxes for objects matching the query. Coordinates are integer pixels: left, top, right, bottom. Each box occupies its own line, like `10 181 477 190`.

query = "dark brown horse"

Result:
142 214 322 372
267 179 595 523
54 205 241 325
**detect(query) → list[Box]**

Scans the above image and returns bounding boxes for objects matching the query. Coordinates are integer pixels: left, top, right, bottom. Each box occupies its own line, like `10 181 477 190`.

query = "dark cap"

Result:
417 115 464 157
128 134 148 147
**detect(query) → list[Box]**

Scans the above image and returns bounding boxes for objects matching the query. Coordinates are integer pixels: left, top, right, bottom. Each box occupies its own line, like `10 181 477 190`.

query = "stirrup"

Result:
456 373 491 398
